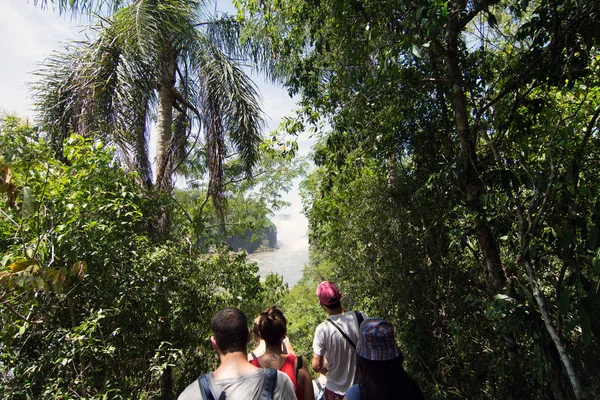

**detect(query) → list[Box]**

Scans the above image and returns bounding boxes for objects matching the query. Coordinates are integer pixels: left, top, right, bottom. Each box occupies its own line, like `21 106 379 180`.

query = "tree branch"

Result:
579 106 600 154
458 0 501 30
522 258 583 400
2 299 43 324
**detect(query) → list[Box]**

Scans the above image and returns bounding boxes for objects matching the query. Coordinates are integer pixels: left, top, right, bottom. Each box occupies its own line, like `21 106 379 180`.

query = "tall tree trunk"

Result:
155 40 176 192
444 15 506 295
155 40 177 236
154 41 176 400
134 103 153 191
443 14 528 394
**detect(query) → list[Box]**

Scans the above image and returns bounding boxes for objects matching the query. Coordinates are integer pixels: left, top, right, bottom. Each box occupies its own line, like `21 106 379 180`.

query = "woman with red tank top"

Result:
249 307 314 400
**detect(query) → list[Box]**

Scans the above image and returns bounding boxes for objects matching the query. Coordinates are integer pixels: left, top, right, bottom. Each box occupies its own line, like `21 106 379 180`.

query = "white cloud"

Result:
0 1 85 117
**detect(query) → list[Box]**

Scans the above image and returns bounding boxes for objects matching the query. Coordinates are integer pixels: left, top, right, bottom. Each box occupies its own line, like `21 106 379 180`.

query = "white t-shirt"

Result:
312 311 364 395
178 368 296 400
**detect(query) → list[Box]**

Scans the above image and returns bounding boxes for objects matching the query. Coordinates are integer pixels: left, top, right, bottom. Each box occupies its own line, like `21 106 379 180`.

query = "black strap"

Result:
354 310 364 327
260 368 277 400
250 351 257 360
326 311 364 349
327 318 357 348
295 356 303 380
197 374 226 400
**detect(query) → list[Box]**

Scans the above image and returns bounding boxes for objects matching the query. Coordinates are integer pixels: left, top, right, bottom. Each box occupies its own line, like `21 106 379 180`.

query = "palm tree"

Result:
34 0 264 231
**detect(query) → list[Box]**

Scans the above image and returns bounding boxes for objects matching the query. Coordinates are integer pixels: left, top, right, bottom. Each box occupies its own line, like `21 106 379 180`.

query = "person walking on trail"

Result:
178 307 296 400
343 318 424 400
250 307 314 400
249 311 294 361
311 281 366 400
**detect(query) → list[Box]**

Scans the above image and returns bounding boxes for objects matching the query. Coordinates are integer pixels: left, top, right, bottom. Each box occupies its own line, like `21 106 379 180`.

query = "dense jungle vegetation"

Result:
1 0 600 398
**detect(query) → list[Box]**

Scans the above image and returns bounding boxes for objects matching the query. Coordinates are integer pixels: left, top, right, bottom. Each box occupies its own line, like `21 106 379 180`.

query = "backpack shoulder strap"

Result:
315 379 323 391
326 318 357 349
198 374 225 400
259 368 278 400
354 310 364 328
295 355 303 379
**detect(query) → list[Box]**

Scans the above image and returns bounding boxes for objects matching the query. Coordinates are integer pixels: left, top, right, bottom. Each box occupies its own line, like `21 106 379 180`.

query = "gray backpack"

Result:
197 368 277 400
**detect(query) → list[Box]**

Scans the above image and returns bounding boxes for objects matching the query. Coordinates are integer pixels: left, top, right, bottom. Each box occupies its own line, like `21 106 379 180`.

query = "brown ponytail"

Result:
255 307 287 347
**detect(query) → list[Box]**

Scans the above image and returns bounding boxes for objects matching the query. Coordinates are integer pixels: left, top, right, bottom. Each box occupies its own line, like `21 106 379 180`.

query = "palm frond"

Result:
191 36 265 173
33 0 128 17
34 0 269 225
34 14 157 174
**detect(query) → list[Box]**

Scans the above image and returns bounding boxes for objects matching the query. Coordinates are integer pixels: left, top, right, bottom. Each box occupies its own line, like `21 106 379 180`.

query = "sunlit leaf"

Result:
494 294 516 303
71 261 87 280
411 45 423 58
8 259 37 273
0 165 12 185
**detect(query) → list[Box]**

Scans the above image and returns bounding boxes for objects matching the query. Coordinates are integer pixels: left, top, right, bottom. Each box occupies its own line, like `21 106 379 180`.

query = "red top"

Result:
250 353 302 400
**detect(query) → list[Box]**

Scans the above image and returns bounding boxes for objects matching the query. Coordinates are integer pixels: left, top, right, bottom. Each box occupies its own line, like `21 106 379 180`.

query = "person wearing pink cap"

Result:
311 281 366 400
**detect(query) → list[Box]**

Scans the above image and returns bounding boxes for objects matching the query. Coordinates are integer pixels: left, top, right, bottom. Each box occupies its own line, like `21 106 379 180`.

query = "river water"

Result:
247 211 309 287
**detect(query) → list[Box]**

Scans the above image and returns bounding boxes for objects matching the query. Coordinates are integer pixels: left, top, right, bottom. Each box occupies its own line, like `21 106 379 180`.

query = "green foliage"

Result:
278 274 327 370
173 137 307 250
0 115 270 398
239 0 600 398
261 272 289 308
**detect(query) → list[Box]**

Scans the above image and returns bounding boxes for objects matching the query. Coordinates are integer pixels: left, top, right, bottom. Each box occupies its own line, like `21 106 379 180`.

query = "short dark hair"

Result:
255 307 287 347
322 300 341 310
211 307 249 354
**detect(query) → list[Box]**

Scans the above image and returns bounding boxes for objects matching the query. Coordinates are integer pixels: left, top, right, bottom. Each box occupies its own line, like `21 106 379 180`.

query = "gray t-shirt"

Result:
178 368 296 400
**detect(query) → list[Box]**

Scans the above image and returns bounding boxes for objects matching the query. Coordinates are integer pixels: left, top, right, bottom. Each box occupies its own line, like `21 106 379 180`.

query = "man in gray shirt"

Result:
178 307 296 400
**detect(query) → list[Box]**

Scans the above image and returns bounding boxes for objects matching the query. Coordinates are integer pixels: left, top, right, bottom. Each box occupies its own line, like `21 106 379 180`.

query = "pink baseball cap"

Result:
316 281 342 306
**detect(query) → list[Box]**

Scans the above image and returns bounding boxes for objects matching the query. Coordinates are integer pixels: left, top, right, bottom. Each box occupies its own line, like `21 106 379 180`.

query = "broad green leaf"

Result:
34 276 46 291
1 254 10 267
528 246 537 259
21 186 36 218
559 290 570 316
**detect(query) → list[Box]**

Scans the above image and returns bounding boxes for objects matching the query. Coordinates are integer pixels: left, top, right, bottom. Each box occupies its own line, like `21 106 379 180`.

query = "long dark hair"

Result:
358 354 422 400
